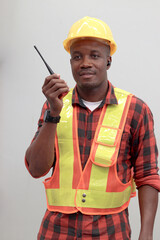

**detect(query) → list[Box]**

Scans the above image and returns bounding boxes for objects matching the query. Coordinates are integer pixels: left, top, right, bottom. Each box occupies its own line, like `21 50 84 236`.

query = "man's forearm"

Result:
138 185 158 240
25 122 57 178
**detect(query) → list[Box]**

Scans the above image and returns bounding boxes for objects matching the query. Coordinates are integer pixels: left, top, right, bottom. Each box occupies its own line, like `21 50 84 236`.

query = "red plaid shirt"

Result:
30 81 159 240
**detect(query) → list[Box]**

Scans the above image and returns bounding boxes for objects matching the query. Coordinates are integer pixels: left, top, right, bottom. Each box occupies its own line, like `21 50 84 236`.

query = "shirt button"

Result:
82 199 86 203
87 132 92 140
82 193 86 197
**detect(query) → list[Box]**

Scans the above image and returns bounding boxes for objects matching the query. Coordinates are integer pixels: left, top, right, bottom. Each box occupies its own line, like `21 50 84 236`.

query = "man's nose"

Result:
80 56 92 68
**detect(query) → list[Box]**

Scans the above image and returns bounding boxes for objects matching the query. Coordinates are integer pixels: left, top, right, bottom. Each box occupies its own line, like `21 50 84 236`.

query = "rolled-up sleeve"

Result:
131 100 160 191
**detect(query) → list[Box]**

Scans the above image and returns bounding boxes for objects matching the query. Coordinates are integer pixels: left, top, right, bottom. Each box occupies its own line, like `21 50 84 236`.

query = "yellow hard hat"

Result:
63 16 117 56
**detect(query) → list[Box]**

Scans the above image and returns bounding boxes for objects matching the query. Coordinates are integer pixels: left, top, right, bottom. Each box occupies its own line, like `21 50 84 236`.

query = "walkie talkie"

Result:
34 45 54 75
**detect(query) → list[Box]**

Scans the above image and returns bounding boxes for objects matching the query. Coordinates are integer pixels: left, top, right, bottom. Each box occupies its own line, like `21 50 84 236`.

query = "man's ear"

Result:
106 56 112 70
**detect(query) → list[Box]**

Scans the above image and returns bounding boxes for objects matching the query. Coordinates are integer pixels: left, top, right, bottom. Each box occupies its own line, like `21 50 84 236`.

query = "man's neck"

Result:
76 81 109 102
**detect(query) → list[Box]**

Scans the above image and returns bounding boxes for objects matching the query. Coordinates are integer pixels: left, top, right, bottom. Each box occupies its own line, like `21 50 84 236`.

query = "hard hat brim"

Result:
63 36 117 56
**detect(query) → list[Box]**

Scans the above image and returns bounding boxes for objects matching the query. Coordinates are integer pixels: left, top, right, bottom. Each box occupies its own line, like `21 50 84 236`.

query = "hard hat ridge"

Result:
63 16 117 55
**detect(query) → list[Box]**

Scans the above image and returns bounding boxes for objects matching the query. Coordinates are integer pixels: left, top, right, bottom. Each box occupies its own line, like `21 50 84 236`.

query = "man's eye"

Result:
73 55 81 60
92 54 99 59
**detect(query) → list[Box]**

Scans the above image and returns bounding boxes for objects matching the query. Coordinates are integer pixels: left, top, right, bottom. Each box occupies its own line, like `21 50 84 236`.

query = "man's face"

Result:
70 39 111 92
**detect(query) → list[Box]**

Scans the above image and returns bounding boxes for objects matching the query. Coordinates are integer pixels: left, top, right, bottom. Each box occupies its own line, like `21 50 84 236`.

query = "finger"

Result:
50 87 69 100
44 84 69 99
42 79 68 94
42 74 61 87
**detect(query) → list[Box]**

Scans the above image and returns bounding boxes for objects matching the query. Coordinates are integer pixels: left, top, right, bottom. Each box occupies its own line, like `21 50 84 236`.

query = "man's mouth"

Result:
79 71 95 76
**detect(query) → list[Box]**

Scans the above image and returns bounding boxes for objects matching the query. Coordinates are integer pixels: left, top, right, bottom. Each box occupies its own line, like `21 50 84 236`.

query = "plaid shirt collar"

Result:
72 81 118 108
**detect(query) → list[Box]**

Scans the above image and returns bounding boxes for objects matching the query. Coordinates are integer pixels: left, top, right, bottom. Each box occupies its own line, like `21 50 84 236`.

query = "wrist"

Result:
49 107 61 117
49 110 61 117
139 230 153 240
44 110 61 123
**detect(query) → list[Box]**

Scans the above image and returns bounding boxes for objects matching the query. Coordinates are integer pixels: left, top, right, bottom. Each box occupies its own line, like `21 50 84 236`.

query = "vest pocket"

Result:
91 126 122 167
97 126 120 146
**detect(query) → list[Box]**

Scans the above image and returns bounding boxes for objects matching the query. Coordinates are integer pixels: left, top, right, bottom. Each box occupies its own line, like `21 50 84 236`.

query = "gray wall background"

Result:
0 0 159 239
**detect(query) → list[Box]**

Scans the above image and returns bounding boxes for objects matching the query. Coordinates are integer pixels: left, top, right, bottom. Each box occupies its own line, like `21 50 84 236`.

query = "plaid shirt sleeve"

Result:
129 96 160 191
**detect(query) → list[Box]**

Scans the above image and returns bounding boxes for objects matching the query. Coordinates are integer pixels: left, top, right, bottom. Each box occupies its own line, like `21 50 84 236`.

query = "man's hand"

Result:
42 74 69 116
138 185 158 240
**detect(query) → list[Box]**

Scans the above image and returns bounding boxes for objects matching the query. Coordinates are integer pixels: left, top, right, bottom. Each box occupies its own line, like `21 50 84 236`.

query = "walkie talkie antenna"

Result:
34 45 54 75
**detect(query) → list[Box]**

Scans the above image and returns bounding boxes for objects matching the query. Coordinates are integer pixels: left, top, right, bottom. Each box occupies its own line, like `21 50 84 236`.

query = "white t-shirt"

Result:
82 99 103 112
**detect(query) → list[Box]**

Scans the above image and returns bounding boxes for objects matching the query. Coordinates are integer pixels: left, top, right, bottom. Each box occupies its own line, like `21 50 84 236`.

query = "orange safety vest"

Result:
43 88 136 215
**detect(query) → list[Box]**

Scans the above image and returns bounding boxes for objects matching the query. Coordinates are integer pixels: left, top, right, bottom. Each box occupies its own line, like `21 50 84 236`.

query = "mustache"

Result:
78 70 96 76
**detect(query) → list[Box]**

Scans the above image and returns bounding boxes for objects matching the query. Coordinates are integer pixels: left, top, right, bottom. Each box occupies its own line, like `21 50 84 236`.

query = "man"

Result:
25 17 160 240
